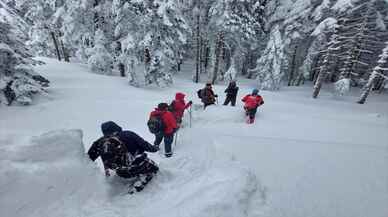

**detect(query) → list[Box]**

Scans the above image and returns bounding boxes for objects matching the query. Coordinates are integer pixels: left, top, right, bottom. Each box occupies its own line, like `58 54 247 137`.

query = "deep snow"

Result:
1 58 388 217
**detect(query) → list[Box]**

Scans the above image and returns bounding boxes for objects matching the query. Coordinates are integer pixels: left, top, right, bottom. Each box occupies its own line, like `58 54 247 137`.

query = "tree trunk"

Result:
195 13 200 83
212 32 223 84
204 43 210 74
118 63 125 77
50 31 61 61
313 51 330 98
357 71 377 104
59 38 70 62
312 70 326 98
288 44 298 86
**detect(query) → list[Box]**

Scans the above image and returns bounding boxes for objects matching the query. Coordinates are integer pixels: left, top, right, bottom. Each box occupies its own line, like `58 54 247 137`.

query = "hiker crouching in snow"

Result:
170 92 192 127
242 89 264 124
223 81 239 106
88 121 159 192
148 103 178 158
198 83 218 109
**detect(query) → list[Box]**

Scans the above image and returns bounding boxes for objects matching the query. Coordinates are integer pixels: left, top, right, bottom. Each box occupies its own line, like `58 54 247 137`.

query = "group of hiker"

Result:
87 81 264 193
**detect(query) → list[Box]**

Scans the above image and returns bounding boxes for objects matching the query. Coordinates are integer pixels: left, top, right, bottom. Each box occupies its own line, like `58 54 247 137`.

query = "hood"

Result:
175 92 185 100
101 121 122 136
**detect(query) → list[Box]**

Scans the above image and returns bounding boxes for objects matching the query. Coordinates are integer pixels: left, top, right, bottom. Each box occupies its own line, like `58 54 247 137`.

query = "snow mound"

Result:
0 129 262 217
0 130 108 217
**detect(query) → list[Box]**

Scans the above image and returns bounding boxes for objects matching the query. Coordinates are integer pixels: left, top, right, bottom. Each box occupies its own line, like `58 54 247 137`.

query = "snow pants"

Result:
115 158 159 179
223 95 237 106
154 133 174 157
245 106 258 123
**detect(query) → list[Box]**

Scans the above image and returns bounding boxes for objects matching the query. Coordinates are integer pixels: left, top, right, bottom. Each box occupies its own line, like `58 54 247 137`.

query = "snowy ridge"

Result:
0 127 262 217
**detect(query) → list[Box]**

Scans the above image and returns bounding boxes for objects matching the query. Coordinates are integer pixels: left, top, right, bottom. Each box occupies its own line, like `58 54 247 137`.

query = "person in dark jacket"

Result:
223 81 239 106
198 83 218 109
88 121 159 192
149 103 178 158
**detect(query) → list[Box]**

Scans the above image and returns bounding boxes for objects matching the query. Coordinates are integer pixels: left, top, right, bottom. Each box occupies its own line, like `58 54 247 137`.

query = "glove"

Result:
188 100 193 105
214 94 218 98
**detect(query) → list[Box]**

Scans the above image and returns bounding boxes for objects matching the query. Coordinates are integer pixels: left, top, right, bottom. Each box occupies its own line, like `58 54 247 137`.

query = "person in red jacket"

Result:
171 92 192 126
242 89 264 124
149 103 178 157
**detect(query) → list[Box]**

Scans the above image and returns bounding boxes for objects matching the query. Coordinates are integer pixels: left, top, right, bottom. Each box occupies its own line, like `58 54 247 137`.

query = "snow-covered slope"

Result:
0 128 259 217
0 58 387 217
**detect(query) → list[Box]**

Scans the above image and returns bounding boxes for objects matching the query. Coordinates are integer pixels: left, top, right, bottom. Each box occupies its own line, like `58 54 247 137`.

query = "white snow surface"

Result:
1 58 388 217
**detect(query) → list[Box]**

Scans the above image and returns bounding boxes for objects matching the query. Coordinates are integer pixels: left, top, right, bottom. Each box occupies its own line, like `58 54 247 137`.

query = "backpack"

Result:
168 100 175 112
147 113 165 134
197 89 203 99
100 135 130 169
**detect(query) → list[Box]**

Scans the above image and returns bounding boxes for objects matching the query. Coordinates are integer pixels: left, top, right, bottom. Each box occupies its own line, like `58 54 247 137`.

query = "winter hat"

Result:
101 121 122 136
158 103 169 110
252 89 259 95
175 92 185 100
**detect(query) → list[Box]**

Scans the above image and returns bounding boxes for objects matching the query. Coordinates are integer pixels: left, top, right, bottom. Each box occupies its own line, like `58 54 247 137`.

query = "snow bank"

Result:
0 128 261 217
0 130 108 217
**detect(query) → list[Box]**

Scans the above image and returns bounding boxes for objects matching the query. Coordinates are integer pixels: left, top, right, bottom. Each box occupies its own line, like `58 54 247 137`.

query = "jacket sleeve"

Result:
184 101 191 109
87 139 102 161
242 95 248 102
128 131 158 153
258 96 264 105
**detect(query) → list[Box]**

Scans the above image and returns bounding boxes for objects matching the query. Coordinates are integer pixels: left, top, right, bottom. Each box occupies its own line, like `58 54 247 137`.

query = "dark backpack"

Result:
147 114 165 134
100 135 130 169
168 100 175 112
197 89 203 99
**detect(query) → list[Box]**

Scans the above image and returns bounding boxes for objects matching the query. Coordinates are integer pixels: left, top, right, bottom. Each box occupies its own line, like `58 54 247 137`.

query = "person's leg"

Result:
164 133 174 157
116 167 137 178
154 133 163 147
223 96 231 105
248 107 258 123
231 96 237 106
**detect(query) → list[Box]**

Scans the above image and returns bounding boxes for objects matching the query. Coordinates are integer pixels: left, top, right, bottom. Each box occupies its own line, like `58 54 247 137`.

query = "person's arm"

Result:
184 100 192 109
232 87 239 96
128 131 159 153
87 139 102 161
258 96 264 105
211 89 218 98
242 95 248 102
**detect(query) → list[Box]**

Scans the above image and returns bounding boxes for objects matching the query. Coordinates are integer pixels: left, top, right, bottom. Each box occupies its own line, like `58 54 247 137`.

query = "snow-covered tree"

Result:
87 29 113 75
0 20 49 105
358 42 388 104
250 25 286 90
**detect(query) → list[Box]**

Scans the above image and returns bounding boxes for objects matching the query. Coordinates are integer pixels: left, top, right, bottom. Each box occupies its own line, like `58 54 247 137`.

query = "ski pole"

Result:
189 106 192 128
173 129 179 151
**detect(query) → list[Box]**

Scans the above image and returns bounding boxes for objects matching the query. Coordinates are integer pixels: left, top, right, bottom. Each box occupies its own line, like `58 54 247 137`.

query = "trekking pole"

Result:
189 106 192 128
174 130 179 150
